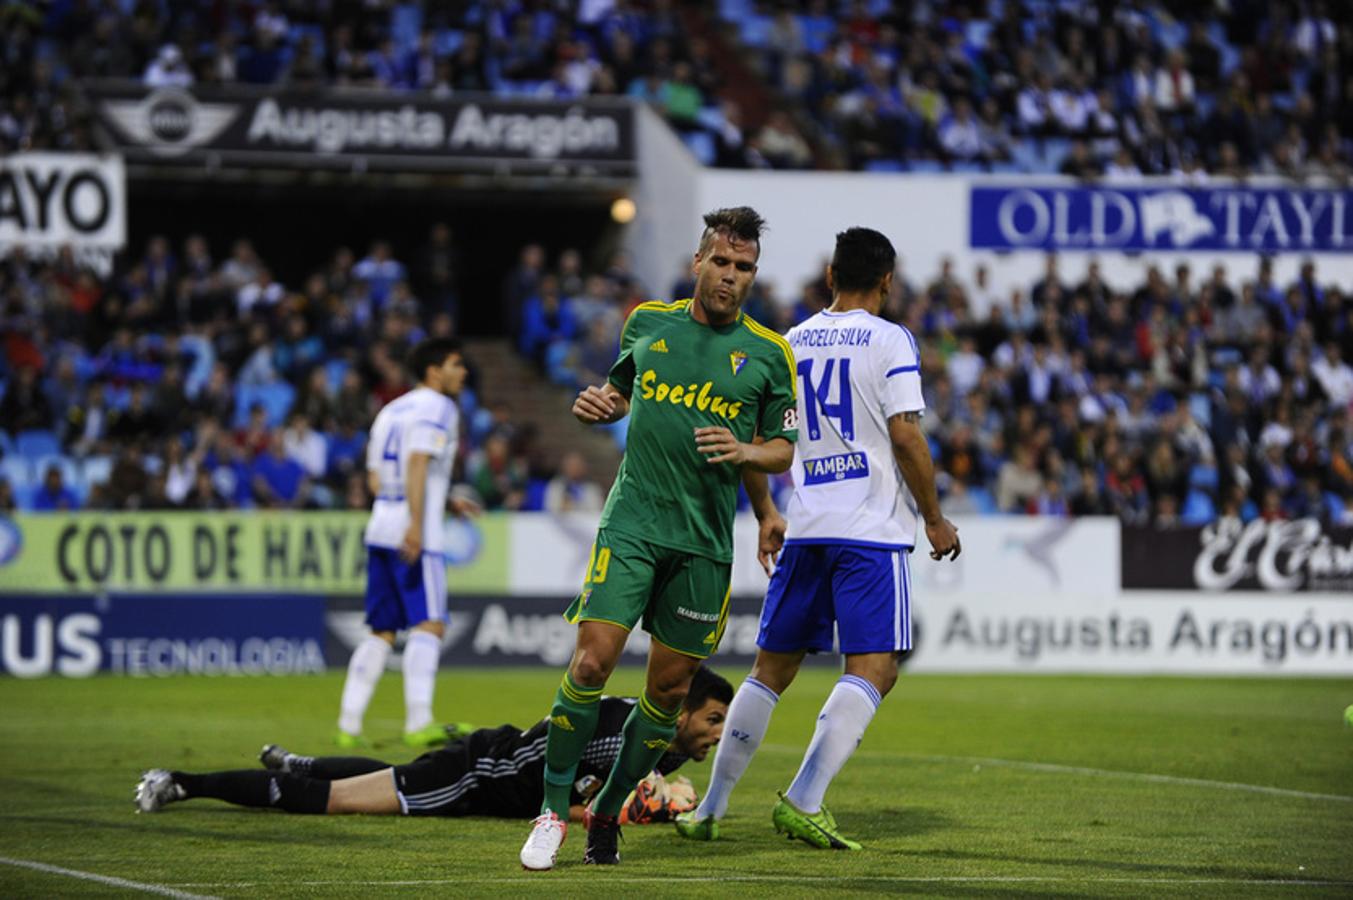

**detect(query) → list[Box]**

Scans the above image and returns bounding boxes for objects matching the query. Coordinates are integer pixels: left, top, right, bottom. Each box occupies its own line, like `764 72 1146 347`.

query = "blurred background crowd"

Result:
2 0 1352 176
3 226 1352 528
1 0 1351 527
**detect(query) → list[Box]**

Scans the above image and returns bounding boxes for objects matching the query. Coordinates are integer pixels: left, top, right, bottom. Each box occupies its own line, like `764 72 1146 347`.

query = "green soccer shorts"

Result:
563 528 732 659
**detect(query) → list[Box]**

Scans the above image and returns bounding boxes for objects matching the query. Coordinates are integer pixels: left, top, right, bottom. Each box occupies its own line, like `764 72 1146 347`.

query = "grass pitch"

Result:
1 668 1351 898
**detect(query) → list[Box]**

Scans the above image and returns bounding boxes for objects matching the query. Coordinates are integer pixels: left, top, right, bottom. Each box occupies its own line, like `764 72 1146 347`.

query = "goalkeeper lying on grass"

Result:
134 666 730 825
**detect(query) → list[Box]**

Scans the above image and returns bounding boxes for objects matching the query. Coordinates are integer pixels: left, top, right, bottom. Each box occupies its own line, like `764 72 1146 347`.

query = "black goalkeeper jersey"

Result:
394 695 689 818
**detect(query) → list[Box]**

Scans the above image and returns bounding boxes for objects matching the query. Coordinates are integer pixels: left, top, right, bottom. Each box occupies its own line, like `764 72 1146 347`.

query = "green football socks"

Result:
591 692 681 818
541 672 603 818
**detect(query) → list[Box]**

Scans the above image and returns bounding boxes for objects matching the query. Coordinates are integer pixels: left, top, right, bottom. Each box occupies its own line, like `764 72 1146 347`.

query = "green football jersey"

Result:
600 299 798 562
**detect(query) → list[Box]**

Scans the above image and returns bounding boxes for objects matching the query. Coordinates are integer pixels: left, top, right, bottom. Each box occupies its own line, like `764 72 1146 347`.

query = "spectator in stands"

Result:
283 413 328 482
543 451 604 514
1 365 52 432
31 464 79 511
251 433 309 509
353 241 406 308
144 44 193 88
518 276 577 371
469 433 528 511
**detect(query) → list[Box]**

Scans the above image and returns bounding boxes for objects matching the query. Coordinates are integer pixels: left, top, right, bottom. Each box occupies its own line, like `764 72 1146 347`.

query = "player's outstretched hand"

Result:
573 385 616 424
695 426 745 465
925 518 961 561
756 512 787 576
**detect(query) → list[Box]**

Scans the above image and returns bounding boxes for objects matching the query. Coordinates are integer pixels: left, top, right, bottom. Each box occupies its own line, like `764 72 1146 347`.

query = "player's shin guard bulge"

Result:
590 692 682 819
541 672 603 818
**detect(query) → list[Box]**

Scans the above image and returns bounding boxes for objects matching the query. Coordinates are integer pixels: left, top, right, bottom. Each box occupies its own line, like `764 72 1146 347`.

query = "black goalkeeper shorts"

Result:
392 724 546 818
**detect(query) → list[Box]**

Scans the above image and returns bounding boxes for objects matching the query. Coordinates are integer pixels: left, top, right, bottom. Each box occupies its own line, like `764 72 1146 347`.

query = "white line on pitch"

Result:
760 744 1353 804
0 855 220 899
166 876 1353 888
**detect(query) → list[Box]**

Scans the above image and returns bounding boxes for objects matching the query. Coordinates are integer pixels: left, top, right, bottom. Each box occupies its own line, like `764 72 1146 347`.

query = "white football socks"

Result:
784 674 881 814
695 677 780 820
402 630 442 733
338 634 391 735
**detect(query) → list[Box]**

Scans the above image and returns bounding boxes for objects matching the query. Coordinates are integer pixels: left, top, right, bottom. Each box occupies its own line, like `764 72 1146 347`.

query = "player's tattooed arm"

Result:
888 411 961 561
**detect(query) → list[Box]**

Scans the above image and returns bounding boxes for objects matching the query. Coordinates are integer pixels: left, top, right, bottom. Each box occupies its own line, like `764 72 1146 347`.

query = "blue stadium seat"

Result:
16 430 60 460
391 3 423 49
1041 138 1072 171
682 131 716 166
1010 139 1042 172
0 430 13 457
325 358 350 394
233 382 297 428
80 455 114 488
1 457 33 492
967 485 998 515
521 478 549 512
907 159 944 174
740 14 773 49
864 159 905 173
1188 464 1218 492
718 0 753 22
1181 490 1216 526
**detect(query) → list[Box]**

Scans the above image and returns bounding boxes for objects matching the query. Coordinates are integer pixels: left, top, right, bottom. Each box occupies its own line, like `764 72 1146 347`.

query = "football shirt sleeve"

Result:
755 339 799 444
607 308 644 397
408 398 453 457
882 326 925 418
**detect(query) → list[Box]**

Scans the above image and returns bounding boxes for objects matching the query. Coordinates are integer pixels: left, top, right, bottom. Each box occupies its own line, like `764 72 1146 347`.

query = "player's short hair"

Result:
698 207 767 259
830 227 897 294
683 665 734 712
406 337 462 382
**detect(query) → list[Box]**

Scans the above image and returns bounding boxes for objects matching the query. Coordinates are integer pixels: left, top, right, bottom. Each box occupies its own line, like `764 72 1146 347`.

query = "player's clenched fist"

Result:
573 385 617 424
925 517 961 561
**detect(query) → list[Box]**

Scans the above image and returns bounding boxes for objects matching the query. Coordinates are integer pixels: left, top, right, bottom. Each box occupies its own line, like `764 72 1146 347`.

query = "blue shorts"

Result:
757 542 912 655
365 546 449 633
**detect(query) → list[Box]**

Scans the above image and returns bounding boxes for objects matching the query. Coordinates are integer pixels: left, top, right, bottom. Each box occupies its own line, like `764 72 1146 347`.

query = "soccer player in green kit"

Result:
520 207 798 870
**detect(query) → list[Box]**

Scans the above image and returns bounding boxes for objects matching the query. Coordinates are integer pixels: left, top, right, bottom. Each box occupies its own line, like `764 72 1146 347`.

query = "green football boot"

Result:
334 730 371 749
403 723 451 748
674 811 720 841
771 792 862 850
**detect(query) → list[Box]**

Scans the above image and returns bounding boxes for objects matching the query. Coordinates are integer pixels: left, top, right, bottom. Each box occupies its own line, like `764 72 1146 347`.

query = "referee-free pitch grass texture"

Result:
1 669 1351 898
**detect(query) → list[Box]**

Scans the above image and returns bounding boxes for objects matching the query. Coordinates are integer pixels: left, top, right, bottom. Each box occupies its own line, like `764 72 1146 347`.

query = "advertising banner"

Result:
0 513 508 595
1122 519 1353 592
85 82 635 173
0 594 326 678
0 153 126 251
970 185 1353 253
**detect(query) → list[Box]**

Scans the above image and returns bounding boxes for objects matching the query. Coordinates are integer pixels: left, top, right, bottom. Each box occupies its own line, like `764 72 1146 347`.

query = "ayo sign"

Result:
970 186 1353 253
0 153 126 251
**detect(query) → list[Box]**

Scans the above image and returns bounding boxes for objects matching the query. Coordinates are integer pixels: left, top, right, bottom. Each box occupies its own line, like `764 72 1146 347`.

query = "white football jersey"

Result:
782 309 925 548
364 387 459 554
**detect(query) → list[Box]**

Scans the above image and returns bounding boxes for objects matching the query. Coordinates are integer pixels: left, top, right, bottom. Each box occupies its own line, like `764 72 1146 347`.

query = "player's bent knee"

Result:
372 630 397 646
750 650 803 695
845 653 899 697
412 620 445 639
569 649 616 688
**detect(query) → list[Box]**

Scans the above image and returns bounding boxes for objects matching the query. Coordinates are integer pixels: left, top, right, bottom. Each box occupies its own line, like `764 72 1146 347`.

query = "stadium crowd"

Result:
3 225 1352 527
4 1 1353 176
0 227 613 516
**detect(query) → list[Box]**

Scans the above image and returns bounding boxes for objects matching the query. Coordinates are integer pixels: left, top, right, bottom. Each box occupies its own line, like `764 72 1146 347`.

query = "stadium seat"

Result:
325 358 350 394
1041 138 1072 171
1181 490 1217 526
16 430 60 461
718 0 754 22
864 159 905 173
739 14 773 49
391 3 423 49
1188 464 1219 492
682 131 716 166
0 457 33 493
0 430 14 458
81 455 114 489
907 159 944 174
967 486 999 515
521 478 549 512
233 382 297 428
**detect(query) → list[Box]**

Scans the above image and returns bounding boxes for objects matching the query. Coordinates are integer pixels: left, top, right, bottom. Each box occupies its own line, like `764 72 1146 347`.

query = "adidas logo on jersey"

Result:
550 715 575 731
649 338 669 353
